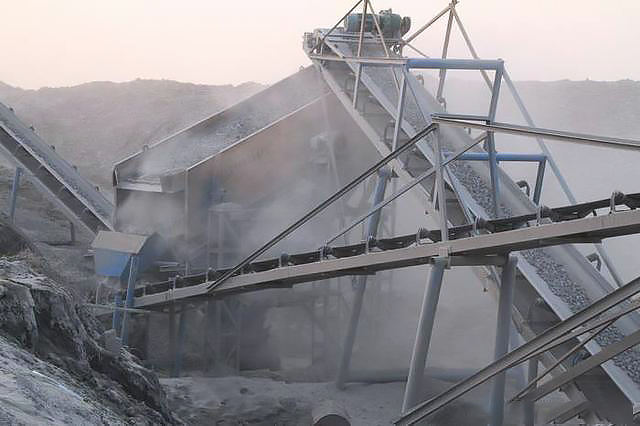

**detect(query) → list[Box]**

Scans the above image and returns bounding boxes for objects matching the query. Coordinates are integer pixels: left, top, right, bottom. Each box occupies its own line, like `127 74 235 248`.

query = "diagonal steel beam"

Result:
395 275 640 425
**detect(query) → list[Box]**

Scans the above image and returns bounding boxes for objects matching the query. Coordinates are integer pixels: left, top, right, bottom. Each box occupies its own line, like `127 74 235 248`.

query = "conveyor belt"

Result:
0 102 113 234
129 193 640 304
307 29 640 414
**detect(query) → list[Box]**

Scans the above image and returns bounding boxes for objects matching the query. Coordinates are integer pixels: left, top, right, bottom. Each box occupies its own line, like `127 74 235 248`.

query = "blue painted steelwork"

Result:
406 58 503 71
92 231 171 336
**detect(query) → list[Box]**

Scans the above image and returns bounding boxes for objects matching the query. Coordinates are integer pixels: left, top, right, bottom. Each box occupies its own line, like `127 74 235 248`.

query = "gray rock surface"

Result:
0 253 180 424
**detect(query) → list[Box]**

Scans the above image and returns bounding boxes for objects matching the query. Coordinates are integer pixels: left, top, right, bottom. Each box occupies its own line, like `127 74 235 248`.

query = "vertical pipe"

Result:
436 8 455 106
487 64 504 217
112 292 123 333
352 0 369 109
402 257 448 412
391 69 407 153
172 306 187 377
168 302 176 376
8 167 22 223
120 255 140 346
144 312 152 364
214 300 222 369
490 254 518 426
524 357 538 426
434 127 448 241
532 159 546 205
203 301 211 372
336 169 390 389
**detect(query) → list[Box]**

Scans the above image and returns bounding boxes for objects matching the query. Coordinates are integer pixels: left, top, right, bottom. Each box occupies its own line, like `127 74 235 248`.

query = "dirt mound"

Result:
0 214 38 256
0 256 181 424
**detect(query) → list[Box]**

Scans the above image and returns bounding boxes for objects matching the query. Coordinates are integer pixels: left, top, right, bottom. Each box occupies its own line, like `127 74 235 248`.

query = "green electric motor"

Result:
344 9 411 39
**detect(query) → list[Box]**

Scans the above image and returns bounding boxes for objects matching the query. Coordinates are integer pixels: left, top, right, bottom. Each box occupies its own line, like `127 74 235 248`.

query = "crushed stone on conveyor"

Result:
0 103 112 220
128 69 329 182
353 42 640 385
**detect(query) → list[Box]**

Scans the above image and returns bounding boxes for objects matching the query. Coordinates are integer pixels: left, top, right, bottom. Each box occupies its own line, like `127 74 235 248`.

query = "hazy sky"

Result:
1 0 639 89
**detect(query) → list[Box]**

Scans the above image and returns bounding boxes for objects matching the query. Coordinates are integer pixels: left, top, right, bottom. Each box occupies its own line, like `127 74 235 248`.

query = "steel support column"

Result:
120 255 140 346
352 0 368 109
173 306 187 377
487 63 504 217
391 71 407 152
524 357 538 426
402 256 448 412
168 302 176 375
336 168 390 389
489 254 518 426
8 166 22 223
435 6 455 106
434 128 448 241
112 292 123 332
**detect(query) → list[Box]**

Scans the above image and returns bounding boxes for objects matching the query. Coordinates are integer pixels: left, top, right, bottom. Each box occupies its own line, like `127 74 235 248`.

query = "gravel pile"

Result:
131 67 329 182
347 42 640 385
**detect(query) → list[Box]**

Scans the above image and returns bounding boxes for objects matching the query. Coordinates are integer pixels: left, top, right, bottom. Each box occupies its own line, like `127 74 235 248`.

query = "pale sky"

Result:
1 0 639 89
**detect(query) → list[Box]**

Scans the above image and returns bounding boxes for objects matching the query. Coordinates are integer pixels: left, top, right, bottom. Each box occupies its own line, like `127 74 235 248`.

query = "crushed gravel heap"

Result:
0 253 180 424
129 67 330 182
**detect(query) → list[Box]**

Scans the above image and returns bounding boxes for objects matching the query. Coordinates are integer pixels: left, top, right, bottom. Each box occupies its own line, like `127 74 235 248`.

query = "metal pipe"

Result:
503 68 625 288
533 158 546 205
435 128 448 241
168 302 176 375
403 42 430 59
436 8 455 105
326 132 487 246
312 0 364 53
406 58 504 71
356 0 367 57
451 8 492 88
402 257 448 412
8 167 22 223
489 254 518 426
336 169 390 389
120 255 140 346
404 3 453 44
207 123 439 292
523 358 538 426
395 275 640 425
512 320 613 402
367 0 390 58
352 0 368 108
112 292 123 333
445 152 547 163
432 117 640 151
172 306 187 377
391 70 408 152
487 63 504 217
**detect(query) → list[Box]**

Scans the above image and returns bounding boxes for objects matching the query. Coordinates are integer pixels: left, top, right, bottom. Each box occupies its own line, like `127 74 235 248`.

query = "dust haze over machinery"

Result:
2 1 640 425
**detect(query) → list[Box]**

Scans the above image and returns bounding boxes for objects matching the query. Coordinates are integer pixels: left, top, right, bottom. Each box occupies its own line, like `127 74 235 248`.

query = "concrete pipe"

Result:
312 400 351 426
